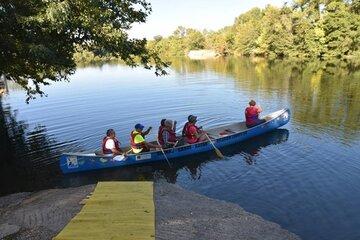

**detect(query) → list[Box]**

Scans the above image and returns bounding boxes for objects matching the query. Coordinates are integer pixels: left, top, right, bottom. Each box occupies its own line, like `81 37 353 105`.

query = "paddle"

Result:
157 140 172 168
205 133 224 159
113 149 132 161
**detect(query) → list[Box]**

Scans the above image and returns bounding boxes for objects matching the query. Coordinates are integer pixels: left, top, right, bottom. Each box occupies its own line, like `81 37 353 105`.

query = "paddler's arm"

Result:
142 127 152 136
162 131 177 146
173 121 177 132
166 141 177 146
145 141 161 149
197 126 206 135
111 148 123 155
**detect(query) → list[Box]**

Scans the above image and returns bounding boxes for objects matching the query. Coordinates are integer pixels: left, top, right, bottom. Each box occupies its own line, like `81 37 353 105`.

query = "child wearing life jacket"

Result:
158 119 178 148
157 118 167 144
130 123 161 153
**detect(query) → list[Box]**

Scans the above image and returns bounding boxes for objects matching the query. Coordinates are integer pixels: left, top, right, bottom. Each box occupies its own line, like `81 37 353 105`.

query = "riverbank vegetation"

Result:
1 0 359 101
147 0 360 68
0 0 168 101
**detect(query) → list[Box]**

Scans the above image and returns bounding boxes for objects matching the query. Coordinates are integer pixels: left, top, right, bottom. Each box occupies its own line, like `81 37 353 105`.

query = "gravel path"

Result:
0 182 300 240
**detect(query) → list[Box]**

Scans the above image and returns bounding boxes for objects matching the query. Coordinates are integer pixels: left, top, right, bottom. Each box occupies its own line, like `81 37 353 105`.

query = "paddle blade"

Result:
215 148 224 159
113 155 125 161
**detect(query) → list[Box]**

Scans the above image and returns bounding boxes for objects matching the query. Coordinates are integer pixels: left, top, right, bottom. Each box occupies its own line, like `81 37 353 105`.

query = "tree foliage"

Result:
0 0 168 101
147 26 206 58
322 1 360 63
148 0 360 68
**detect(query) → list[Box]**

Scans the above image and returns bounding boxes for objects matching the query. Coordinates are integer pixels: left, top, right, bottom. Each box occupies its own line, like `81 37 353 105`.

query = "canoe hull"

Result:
60 108 290 174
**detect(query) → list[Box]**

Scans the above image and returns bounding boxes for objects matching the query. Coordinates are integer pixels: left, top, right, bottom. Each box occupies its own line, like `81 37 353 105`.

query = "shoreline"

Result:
0 181 300 240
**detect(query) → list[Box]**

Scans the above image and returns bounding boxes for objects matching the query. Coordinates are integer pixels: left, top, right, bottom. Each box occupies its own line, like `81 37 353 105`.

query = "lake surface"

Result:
1 57 360 240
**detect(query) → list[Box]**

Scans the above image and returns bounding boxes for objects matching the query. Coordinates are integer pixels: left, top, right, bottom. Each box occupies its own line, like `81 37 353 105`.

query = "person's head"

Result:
188 115 197 124
106 129 115 138
135 123 145 132
160 119 166 127
249 100 256 106
164 119 173 129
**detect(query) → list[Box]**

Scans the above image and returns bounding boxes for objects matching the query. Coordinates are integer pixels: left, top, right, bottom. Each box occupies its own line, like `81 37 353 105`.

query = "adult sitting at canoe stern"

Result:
245 100 266 128
158 119 178 148
182 115 207 144
130 123 161 153
102 129 123 155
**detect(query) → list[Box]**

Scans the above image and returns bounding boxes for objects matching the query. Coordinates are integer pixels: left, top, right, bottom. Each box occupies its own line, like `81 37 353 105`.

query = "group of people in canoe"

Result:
102 100 264 155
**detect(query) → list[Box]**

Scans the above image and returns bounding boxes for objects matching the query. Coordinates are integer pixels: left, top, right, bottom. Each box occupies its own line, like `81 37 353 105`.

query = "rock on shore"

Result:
0 182 300 240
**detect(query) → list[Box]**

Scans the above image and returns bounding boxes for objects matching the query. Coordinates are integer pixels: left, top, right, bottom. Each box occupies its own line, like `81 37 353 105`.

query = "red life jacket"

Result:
182 122 190 137
245 106 260 125
158 127 177 145
184 122 199 143
102 137 121 154
157 126 165 144
130 130 147 151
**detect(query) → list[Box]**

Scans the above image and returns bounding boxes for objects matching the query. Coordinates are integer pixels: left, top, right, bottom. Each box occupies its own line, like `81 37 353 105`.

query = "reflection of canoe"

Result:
60 108 290 174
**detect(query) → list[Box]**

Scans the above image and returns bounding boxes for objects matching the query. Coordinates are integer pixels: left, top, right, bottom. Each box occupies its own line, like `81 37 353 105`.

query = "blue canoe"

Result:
60 108 290 174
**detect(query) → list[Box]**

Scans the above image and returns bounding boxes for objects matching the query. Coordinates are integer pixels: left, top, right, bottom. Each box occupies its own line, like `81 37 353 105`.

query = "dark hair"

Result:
188 115 197 123
160 119 166 126
249 100 256 106
106 129 115 137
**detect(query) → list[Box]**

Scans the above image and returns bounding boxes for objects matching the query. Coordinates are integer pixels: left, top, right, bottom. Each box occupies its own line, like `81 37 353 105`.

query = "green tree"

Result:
173 26 187 38
153 35 163 42
0 0 167 101
290 9 325 59
184 28 205 50
147 0 360 68
205 27 233 55
350 0 360 14
232 8 263 56
322 1 360 62
255 6 294 59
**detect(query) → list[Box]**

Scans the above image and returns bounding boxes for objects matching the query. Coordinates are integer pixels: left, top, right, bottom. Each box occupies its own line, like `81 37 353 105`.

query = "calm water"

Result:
1 58 360 240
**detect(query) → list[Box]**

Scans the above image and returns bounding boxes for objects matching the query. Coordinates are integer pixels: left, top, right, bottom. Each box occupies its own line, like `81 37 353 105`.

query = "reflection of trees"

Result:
170 57 360 141
170 58 207 75
0 99 62 196
288 69 360 140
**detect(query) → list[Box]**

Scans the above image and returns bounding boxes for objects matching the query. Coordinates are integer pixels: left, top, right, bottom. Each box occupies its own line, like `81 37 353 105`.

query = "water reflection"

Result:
171 57 360 141
0 76 8 96
158 129 289 182
0 100 69 195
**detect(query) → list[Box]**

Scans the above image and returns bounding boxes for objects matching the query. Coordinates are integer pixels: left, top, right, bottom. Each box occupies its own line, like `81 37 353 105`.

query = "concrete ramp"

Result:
53 182 154 240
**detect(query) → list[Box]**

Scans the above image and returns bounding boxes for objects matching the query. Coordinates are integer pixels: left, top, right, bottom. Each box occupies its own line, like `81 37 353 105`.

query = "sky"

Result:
129 0 286 39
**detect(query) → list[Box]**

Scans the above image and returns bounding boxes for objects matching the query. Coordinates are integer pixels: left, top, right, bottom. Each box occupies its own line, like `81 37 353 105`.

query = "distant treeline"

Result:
147 0 360 66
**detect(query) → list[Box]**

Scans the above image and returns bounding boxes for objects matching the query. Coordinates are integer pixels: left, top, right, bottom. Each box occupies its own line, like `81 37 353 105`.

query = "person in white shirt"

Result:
102 129 123 155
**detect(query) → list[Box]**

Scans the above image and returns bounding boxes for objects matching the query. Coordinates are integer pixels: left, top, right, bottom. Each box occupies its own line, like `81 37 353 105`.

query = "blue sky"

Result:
129 0 286 39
